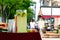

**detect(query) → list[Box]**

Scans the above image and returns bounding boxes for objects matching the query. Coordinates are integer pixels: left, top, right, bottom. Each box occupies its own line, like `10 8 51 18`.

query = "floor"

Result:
42 38 60 40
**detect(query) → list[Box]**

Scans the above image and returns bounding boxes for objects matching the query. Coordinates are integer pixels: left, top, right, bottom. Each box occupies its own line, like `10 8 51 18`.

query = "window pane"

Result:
52 0 60 6
41 0 51 6
41 0 60 7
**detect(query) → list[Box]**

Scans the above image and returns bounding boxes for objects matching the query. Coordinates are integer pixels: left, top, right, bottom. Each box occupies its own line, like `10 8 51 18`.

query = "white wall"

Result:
58 18 60 25
32 0 40 21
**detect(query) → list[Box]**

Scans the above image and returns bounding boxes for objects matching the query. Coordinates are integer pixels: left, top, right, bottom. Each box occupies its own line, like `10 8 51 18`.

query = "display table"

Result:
0 32 41 40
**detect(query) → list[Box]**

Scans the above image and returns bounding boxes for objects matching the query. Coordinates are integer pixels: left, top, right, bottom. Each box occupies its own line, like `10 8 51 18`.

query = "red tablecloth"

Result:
0 32 42 40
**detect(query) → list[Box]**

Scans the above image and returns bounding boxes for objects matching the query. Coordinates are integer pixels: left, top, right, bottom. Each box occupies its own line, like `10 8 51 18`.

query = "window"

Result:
41 0 51 6
40 0 60 7
52 0 60 6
